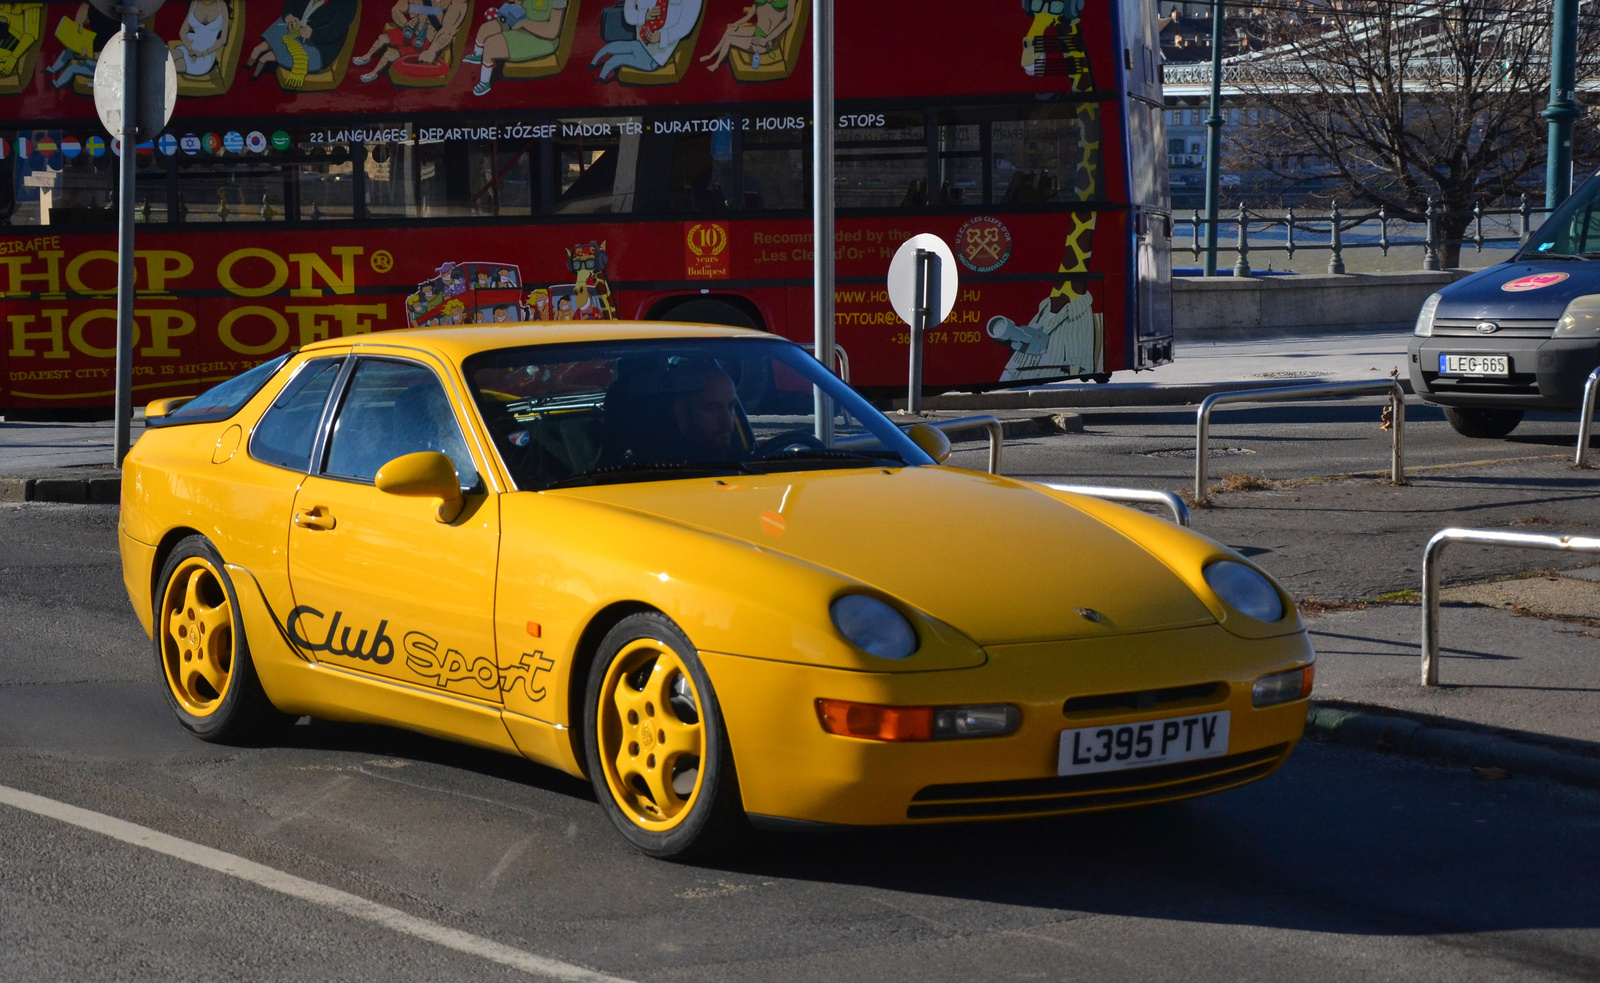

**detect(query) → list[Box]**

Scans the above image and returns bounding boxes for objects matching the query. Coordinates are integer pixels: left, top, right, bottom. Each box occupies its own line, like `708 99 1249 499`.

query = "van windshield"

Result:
1522 175 1600 259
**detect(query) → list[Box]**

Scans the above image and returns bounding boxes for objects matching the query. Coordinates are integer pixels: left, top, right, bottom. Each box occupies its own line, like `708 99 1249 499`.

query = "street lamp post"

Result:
1203 0 1225 276
1545 0 1580 210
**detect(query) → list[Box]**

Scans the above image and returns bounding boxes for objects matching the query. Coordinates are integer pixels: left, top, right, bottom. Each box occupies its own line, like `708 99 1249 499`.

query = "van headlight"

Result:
1414 292 1441 337
1204 560 1285 622
1555 294 1600 336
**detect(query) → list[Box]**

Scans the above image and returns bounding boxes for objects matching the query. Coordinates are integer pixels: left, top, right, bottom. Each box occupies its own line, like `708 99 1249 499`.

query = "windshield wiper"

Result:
746 448 904 471
1522 251 1583 260
542 460 751 490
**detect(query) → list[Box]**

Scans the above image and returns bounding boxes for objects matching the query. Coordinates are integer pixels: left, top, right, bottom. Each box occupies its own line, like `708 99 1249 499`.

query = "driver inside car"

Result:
669 360 742 459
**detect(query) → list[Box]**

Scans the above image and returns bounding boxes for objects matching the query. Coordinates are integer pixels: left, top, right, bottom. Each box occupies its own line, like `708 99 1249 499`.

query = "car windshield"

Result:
462 337 935 490
1522 173 1600 259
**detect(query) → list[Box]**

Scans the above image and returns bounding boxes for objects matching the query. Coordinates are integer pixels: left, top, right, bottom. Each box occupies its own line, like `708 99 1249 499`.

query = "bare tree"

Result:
1225 0 1598 267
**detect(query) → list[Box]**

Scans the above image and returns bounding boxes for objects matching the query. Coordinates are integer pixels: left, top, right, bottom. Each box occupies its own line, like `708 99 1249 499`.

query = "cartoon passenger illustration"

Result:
564 241 616 319
352 0 469 84
464 0 565 96
171 0 230 75
589 0 701 81
699 0 790 72
0 4 44 94
246 0 359 88
496 267 517 287
43 2 118 90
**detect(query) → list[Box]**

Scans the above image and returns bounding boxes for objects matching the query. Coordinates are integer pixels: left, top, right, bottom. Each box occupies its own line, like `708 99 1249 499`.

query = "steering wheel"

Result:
752 428 826 457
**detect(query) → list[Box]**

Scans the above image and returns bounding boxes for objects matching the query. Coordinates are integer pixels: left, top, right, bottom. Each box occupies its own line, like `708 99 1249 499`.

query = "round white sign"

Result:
887 233 959 329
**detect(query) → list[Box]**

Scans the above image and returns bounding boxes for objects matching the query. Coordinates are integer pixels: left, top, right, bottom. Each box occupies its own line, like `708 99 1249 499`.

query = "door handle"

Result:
293 507 337 531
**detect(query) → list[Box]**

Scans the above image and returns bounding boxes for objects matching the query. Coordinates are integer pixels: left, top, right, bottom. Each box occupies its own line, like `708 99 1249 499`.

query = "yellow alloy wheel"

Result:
160 556 236 716
597 638 707 831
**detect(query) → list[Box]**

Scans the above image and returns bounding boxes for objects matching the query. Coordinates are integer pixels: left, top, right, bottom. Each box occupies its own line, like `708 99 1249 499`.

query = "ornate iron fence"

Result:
1179 196 1553 276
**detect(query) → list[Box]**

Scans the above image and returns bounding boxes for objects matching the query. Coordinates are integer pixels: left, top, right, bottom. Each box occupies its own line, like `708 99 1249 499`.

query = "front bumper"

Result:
1408 334 1600 411
703 624 1311 827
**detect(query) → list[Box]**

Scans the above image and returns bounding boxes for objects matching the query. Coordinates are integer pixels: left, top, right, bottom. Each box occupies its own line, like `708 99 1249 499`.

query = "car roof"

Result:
299 322 775 361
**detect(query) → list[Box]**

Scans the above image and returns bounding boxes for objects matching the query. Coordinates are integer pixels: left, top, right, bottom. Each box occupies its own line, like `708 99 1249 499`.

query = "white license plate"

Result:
1058 711 1230 776
1440 353 1509 376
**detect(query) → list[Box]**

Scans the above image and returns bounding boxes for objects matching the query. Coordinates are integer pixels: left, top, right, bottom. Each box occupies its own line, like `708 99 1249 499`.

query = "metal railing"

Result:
1420 527 1600 686
1576 366 1600 469
928 415 1003 474
800 343 851 384
1177 197 1552 276
1045 483 1192 527
1195 380 1406 504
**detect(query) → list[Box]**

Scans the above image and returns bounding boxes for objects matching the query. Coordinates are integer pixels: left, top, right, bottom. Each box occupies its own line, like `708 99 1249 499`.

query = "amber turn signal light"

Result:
815 699 1022 742
816 699 933 741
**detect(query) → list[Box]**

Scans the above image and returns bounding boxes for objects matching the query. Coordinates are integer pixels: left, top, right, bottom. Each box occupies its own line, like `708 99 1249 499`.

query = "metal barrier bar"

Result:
928 415 1003 474
1045 483 1192 527
1195 380 1406 504
1575 365 1600 468
800 343 851 384
1421 527 1600 686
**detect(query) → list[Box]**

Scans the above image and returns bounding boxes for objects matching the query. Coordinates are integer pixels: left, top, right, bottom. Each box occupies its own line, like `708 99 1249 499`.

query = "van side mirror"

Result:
905 423 952 464
375 451 465 523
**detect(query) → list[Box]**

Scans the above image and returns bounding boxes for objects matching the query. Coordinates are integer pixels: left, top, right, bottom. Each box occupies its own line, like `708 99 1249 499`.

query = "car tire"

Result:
583 611 750 861
1443 406 1523 439
154 536 293 744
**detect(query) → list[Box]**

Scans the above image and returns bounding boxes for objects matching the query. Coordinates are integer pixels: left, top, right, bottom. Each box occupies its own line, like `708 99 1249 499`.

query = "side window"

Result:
250 358 344 472
324 359 480 490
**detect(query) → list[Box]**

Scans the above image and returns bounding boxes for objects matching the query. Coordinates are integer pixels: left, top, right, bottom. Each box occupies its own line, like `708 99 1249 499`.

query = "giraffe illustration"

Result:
988 5 1104 382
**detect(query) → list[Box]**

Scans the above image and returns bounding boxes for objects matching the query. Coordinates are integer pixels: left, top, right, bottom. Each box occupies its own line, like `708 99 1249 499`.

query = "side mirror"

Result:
905 423 952 464
143 396 195 427
375 451 466 523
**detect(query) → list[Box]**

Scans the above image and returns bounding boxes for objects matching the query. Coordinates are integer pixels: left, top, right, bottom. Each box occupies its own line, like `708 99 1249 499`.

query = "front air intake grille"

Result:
1062 682 1223 715
906 744 1289 820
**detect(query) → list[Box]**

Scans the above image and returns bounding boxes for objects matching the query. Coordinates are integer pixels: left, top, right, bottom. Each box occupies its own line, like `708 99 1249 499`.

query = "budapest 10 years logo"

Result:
957 216 1014 273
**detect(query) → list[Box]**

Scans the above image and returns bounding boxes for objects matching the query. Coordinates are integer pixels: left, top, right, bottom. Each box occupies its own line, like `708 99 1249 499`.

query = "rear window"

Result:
157 353 294 427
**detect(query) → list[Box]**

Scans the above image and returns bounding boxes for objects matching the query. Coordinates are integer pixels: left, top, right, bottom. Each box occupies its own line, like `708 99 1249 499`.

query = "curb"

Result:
927 412 1083 441
1306 702 1600 791
893 378 1416 412
0 475 120 504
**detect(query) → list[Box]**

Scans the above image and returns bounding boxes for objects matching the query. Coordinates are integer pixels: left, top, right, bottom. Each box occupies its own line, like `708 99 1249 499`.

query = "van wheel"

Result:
1443 407 1523 438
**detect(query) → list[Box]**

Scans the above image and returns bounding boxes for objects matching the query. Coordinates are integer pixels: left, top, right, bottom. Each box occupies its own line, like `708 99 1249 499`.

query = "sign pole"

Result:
907 249 939 414
112 9 139 466
812 0 835 443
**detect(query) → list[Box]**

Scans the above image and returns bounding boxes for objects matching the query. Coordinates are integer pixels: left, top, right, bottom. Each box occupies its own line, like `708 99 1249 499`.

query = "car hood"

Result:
557 467 1217 646
1437 259 1600 320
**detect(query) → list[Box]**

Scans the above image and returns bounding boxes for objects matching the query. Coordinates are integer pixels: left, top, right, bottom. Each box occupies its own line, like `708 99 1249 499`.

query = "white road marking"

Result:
0 783 635 983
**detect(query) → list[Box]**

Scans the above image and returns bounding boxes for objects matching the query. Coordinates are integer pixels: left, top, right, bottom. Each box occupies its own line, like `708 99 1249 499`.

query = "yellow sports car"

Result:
119 324 1313 858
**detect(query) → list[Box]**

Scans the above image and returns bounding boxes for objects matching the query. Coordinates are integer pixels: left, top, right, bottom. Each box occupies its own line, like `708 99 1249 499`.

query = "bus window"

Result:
296 141 355 220
935 122 982 206
552 118 640 215
836 111 926 209
635 129 736 214
991 111 1082 205
181 155 290 223
742 127 805 212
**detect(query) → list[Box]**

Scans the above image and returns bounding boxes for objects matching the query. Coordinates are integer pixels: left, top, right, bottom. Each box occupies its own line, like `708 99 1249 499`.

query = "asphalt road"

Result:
5 408 1600 982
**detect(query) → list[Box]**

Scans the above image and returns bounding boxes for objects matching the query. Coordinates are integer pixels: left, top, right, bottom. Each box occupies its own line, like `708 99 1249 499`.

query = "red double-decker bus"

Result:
0 0 1170 411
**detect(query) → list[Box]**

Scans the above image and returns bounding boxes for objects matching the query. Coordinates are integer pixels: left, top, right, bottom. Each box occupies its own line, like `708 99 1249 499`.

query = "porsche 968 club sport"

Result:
119 324 1313 858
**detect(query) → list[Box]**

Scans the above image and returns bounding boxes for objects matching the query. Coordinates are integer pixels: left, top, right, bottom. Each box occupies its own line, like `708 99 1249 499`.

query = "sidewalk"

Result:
901 330 1414 410
0 420 140 502
1305 568 1600 787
